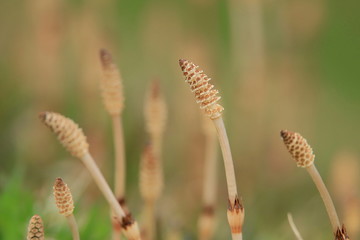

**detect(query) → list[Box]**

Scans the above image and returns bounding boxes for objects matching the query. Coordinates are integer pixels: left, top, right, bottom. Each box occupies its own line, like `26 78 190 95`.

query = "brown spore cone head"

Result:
178 58 224 120
39 111 89 158
280 130 315 168
27 215 44 240
53 177 74 216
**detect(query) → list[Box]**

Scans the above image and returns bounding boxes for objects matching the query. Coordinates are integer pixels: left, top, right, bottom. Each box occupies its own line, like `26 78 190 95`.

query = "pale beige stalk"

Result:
99 48 126 201
287 213 303 240
40 112 141 240
198 117 218 240
139 144 163 240
66 215 80 240
306 164 341 231
27 215 44 240
53 177 79 240
179 59 243 239
99 49 126 240
280 130 341 233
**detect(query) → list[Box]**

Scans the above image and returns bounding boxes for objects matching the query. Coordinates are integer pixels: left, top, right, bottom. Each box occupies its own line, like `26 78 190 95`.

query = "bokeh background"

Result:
0 0 359 239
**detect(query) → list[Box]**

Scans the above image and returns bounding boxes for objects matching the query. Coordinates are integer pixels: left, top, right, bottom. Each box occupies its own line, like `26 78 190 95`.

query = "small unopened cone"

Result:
99 49 124 116
280 130 315 168
122 214 141 240
144 80 167 137
227 196 245 235
53 178 74 217
39 112 89 158
27 215 44 240
178 59 224 120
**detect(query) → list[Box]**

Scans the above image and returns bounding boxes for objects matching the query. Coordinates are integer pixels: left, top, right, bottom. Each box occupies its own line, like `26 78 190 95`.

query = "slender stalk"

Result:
202 124 218 206
287 213 303 240
144 202 156 240
198 119 218 240
306 164 341 232
112 114 126 199
212 117 238 203
232 233 243 240
66 214 80 240
82 152 126 220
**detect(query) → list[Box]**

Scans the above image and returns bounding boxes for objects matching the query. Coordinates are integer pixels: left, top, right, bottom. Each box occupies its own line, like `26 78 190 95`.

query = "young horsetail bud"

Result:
280 130 315 168
39 112 89 158
99 49 124 116
27 215 44 240
53 178 74 217
144 80 167 137
178 59 224 120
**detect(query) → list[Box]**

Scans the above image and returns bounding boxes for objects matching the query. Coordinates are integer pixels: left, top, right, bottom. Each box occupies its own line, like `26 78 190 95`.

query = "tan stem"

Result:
144 201 156 240
66 214 80 240
202 130 218 207
306 164 341 232
287 213 303 240
212 117 238 203
232 233 243 240
82 152 126 220
112 115 126 198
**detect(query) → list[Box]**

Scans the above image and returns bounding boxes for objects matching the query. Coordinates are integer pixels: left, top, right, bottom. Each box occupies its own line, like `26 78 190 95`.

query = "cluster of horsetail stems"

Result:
280 130 349 239
39 111 141 240
99 48 128 239
179 59 244 240
22 56 352 239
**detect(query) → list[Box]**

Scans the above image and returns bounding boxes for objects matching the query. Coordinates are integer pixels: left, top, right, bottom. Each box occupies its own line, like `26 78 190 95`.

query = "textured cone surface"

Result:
139 145 163 202
179 59 224 120
53 178 74 216
39 112 89 158
100 49 124 116
280 130 315 168
227 196 244 234
27 215 44 240
144 80 167 136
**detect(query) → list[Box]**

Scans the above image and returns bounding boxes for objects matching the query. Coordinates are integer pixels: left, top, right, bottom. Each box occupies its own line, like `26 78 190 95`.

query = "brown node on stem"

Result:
122 214 141 240
27 215 44 240
53 178 74 217
139 144 163 203
280 130 315 168
39 112 89 158
227 196 245 234
144 79 167 136
178 59 224 120
335 225 350 240
99 48 124 116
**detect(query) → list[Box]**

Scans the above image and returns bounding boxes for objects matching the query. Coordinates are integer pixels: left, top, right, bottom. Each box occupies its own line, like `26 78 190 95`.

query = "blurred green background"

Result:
0 0 359 239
